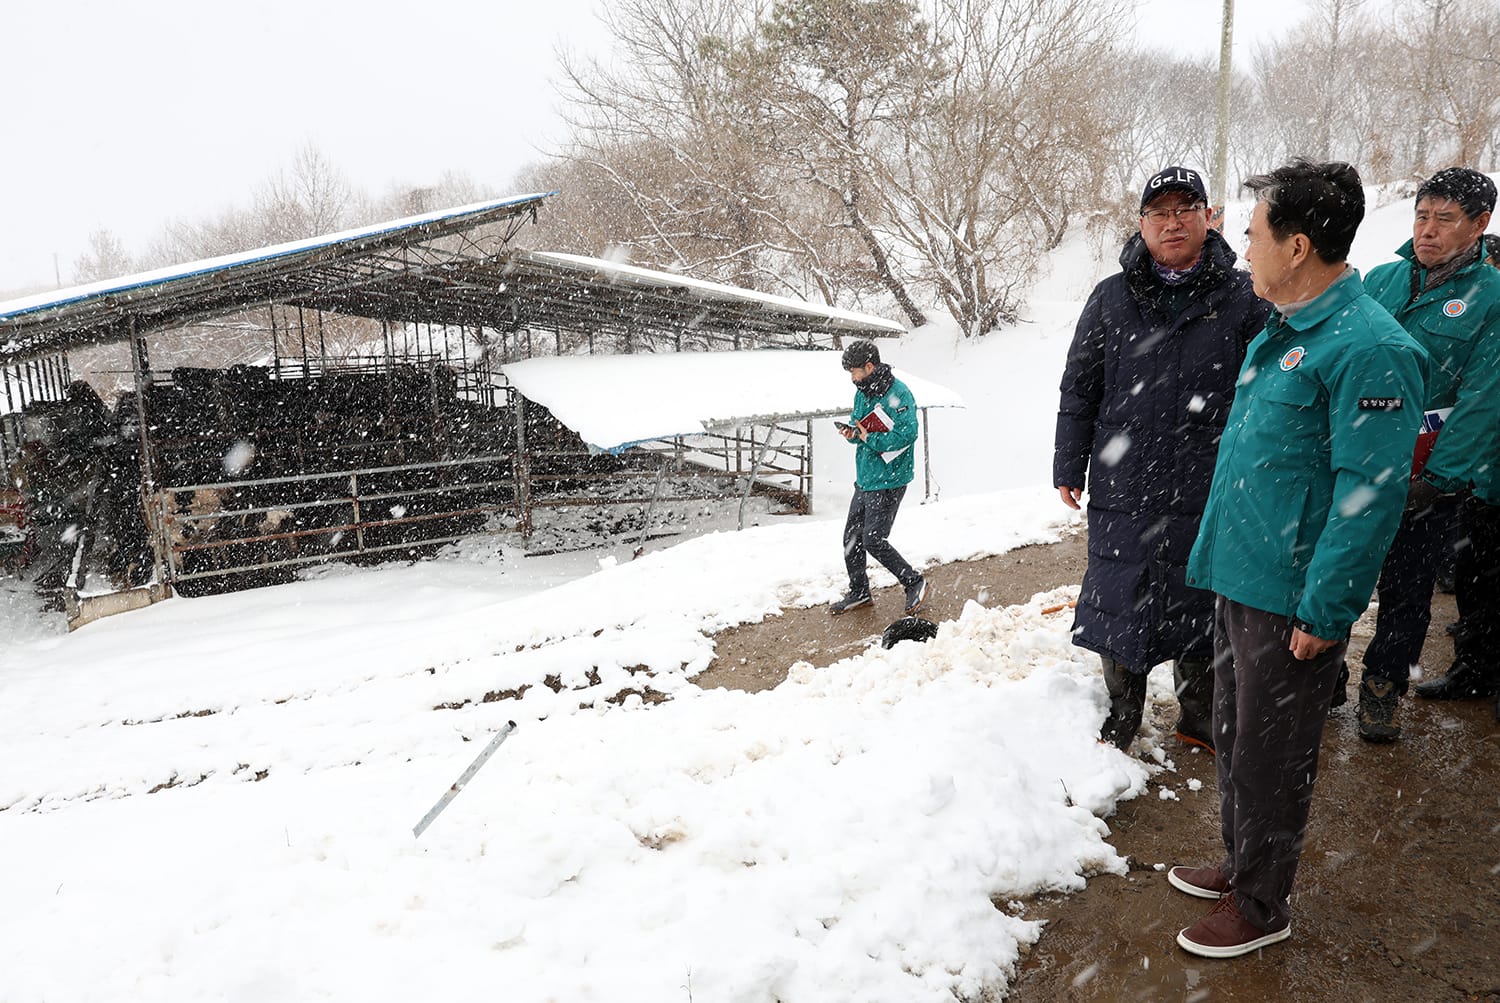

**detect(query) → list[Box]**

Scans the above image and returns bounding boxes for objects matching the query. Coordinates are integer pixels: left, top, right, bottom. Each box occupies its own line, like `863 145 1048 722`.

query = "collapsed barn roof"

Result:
502 350 964 453
0 193 904 367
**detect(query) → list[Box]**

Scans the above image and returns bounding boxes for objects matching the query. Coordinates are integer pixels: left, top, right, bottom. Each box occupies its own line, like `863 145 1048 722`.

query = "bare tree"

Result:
555 1 781 285
72 227 135 283
1250 0 1385 168
881 0 1131 334
253 141 356 242
741 0 945 325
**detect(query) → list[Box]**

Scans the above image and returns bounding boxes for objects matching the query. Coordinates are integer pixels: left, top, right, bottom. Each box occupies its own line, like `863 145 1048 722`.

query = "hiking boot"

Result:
1173 658 1215 754
1357 678 1401 743
1167 864 1229 900
1177 894 1290 959
903 576 927 614
1413 661 1500 700
1099 657 1147 750
829 591 872 615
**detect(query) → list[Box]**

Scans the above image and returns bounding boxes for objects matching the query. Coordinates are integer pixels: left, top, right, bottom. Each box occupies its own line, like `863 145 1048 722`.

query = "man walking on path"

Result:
1171 160 1428 958
1054 166 1268 752
1349 167 1500 741
829 340 927 617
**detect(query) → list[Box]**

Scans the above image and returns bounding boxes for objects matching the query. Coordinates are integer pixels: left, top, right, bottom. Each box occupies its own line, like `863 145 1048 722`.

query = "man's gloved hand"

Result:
1405 476 1443 513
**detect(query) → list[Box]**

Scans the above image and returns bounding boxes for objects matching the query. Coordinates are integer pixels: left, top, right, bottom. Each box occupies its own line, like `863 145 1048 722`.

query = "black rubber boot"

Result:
1413 660 1500 700
1173 658 1215 754
1100 656 1148 750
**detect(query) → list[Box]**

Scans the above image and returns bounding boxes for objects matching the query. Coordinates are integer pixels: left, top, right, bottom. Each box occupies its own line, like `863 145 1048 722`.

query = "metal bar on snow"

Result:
412 720 518 839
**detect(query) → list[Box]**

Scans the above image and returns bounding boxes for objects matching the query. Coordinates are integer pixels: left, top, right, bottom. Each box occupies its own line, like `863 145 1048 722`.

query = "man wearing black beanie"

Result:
829 339 927 616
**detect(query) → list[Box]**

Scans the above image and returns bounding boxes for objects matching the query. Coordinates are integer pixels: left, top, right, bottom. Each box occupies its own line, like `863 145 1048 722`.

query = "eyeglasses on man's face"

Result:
1141 203 1207 223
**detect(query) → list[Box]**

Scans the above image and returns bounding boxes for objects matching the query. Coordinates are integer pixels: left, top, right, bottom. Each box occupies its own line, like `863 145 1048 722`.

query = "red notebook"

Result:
1410 407 1451 481
855 403 892 434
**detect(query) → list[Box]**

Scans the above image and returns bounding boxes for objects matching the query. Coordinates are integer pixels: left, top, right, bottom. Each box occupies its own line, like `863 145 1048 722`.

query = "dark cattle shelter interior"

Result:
0 194 903 627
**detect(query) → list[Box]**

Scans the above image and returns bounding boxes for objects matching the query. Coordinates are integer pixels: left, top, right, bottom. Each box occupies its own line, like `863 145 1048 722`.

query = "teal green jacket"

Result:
1362 239 1500 493
848 376 918 491
1187 270 1429 638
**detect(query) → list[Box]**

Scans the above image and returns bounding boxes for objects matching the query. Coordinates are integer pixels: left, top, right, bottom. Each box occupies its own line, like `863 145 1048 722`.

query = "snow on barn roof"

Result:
501 349 964 453
525 252 906 337
0 197 904 367
0 194 551 359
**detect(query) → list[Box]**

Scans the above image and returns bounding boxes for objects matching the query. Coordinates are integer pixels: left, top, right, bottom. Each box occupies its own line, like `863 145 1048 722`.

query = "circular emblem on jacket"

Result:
1443 298 1467 317
1279 346 1306 371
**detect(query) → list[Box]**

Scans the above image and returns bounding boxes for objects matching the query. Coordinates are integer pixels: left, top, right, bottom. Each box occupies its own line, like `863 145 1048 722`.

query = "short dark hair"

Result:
1416 167 1497 219
1243 159 1365 264
841 339 880 370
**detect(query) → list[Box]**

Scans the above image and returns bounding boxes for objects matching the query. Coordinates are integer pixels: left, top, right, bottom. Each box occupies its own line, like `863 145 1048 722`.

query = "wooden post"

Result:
512 392 532 539
129 319 169 596
1211 0 1234 208
921 407 932 501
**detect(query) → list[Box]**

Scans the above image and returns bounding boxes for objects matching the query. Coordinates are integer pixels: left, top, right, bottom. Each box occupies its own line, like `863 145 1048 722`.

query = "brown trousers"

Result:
1212 596 1345 931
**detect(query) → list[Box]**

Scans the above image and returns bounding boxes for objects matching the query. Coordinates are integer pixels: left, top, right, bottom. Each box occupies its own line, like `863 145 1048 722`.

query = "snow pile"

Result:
0 584 1147 1003
0 481 1166 1002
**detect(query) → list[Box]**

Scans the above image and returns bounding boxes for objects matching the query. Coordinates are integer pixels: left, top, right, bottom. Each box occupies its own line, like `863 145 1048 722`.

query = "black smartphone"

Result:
834 420 853 432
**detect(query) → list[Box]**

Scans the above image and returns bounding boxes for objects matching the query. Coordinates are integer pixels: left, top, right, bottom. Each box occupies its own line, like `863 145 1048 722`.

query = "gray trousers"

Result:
843 485 919 594
1213 596 1345 931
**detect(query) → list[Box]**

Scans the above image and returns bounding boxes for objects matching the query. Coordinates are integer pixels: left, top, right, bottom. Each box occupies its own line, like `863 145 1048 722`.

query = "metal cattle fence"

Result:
154 453 516 586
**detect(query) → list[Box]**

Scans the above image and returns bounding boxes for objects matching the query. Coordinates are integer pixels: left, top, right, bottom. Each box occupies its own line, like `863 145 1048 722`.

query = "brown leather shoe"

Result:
1167 864 1229 899
1177 894 1290 958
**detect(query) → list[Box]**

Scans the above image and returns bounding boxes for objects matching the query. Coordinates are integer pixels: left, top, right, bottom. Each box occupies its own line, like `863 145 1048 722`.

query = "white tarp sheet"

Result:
501 350 965 452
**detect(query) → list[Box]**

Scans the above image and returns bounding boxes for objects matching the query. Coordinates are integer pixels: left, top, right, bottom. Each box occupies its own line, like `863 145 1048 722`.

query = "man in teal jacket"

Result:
1353 168 1500 735
828 340 926 616
1168 161 1428 959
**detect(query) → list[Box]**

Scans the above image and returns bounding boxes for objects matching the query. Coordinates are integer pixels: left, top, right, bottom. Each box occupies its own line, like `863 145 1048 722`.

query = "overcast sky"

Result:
2 0 1320 297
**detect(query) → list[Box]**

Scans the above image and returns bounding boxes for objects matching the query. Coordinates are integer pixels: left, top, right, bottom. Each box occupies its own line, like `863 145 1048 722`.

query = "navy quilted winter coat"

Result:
1054 230 1269 671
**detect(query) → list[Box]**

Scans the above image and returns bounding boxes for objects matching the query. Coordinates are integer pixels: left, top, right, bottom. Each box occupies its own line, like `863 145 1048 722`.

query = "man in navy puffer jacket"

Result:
1055 166 1270 752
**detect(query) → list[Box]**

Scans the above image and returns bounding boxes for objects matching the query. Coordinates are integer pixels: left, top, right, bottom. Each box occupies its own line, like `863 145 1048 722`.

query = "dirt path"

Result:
695 534 1500 1002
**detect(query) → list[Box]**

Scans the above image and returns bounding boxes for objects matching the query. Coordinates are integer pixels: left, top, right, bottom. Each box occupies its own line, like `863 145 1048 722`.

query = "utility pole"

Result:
1212 0 1235 209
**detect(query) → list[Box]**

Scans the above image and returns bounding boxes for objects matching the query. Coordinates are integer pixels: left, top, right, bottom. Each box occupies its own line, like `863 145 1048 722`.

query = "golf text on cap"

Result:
1151 169 1198 191
1141 166 1209 211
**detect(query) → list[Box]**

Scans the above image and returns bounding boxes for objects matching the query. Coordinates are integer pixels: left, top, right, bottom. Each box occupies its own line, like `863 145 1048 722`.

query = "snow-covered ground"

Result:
0 182 1442 1002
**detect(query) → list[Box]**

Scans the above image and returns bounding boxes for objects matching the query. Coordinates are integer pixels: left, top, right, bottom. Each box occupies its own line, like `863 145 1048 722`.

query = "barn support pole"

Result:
804 419 814 515
921 406 932 501
297 306 309 377
267 303 279 375
512 392 532 539
129 319 169 597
